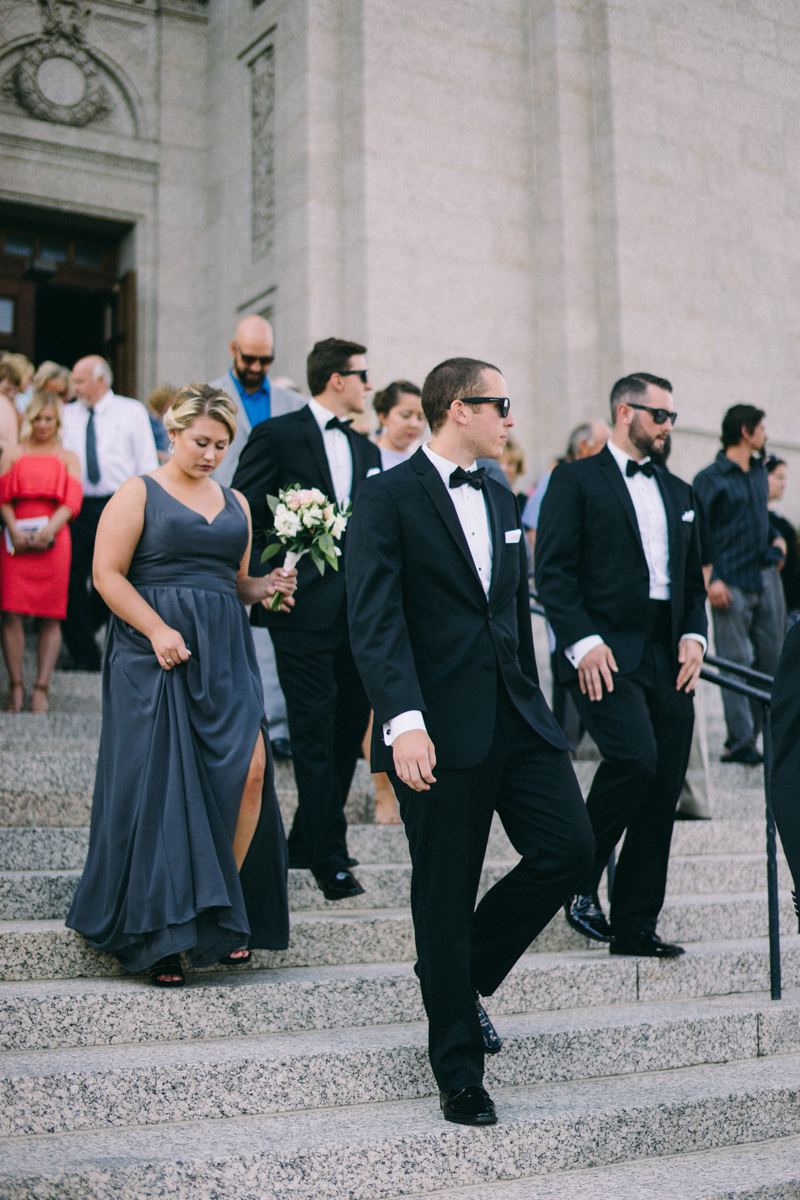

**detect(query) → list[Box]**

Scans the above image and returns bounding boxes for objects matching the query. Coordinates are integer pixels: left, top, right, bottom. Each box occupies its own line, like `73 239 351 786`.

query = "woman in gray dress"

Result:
67 384 297 985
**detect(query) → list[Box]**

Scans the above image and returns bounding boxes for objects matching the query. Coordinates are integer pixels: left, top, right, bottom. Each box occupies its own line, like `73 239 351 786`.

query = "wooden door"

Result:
108 270 137 398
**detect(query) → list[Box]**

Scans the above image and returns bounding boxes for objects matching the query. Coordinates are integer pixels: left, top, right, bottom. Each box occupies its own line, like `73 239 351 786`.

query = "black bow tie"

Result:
449 466 486 490
626 458 655 479
326 416 352 432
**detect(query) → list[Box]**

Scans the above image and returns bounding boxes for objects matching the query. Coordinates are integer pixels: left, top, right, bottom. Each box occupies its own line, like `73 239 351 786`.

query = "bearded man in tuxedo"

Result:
535 373 707 958
346 357 594 1127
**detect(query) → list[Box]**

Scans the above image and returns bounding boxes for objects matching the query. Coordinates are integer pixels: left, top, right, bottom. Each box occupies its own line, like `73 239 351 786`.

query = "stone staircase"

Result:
1 631 800 1198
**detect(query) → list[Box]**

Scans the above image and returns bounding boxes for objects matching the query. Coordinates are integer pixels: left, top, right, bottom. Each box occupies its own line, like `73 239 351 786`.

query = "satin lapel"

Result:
597 447 643 549
345 428 368 500
299 406 336 501
416 455 486 597
654 465 679 568
485 482 505 602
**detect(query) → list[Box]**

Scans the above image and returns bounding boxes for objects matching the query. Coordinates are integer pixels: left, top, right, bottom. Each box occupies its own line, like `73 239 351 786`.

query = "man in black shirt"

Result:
693 406 785 764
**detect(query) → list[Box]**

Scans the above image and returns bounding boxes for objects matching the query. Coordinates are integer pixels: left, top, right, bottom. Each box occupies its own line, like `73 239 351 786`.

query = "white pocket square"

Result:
505 529 522 543
682 510 695 523
366 467 381 477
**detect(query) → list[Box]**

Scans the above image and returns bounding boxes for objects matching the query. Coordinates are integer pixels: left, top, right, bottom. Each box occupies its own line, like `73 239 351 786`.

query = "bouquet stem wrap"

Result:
268 548 308 610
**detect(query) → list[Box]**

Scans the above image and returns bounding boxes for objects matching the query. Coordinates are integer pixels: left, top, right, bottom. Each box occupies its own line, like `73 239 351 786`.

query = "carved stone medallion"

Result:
11 1 111 127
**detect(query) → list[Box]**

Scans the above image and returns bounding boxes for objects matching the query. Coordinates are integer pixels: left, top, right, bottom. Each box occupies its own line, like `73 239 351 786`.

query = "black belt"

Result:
645 599 672 643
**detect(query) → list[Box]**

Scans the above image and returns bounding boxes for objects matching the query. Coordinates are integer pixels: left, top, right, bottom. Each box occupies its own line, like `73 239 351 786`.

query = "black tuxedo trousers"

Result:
568 633 694 938
392 684 594 1092
270 608 370 879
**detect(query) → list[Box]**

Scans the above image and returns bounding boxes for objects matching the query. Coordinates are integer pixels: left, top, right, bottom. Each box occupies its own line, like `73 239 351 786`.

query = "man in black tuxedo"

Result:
232 338 381 901
535 373 708 957
347 358 594 1127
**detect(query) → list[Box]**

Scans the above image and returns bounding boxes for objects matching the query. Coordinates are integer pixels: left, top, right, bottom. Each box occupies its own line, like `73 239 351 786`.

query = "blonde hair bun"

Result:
164 383 238 442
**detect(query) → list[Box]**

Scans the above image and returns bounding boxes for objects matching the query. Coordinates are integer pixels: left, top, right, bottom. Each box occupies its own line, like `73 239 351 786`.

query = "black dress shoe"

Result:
288 855 310 870
347 856 359 869
270 737 293 761
721 746 763 765
565 894 612 942
474 993 502 1054
610 931 685 958
440 1083 497 1126
317 869 365 901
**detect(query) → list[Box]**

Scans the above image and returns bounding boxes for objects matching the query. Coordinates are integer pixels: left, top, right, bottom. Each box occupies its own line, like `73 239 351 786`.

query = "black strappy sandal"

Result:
218 948 252 966
148 954 184 987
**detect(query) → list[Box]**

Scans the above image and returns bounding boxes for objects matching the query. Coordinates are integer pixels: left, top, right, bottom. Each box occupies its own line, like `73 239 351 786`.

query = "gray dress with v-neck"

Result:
67 475 289 971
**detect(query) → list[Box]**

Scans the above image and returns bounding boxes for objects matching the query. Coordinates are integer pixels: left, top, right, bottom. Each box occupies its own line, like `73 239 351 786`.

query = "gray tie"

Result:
86 409 100 485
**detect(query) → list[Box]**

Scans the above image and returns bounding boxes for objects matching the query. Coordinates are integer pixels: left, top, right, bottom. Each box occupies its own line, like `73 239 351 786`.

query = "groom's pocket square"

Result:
681 510 695 522
505 529 522 543
366 467 381 477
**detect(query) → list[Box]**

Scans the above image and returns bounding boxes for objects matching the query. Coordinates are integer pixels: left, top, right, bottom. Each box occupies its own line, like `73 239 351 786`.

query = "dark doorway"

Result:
0 203 137 397
34 286 110 368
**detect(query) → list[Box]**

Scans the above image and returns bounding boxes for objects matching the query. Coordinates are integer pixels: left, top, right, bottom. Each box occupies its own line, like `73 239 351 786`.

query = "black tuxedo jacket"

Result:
346 448 569 772
231 405 381 631
534 445 708 683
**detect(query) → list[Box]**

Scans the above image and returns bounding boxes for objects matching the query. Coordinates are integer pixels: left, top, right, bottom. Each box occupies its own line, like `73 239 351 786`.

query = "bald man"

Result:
61 355 158 670
209 315 306 488
209 317 305 755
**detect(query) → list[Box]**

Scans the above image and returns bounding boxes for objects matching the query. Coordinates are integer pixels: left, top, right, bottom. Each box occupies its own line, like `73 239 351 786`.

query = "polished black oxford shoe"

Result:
317 869 365 901
440 1083 497 1126
610 930 685 958
475 993 502 1054
565 893 612 942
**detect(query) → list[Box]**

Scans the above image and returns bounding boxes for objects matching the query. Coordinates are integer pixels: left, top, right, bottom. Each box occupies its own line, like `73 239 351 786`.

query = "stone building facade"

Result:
1 0 799 507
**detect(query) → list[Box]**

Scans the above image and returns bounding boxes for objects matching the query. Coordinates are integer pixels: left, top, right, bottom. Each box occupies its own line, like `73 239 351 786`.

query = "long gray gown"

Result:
66 475 289 971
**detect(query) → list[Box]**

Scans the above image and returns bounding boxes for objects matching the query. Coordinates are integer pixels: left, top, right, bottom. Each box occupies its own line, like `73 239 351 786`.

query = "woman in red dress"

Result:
0 393 83 712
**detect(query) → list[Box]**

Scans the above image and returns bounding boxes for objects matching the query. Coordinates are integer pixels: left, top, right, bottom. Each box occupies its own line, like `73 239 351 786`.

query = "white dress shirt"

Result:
383 443 494 747
565 438 706 668
308 397 353 508
61 391 158 496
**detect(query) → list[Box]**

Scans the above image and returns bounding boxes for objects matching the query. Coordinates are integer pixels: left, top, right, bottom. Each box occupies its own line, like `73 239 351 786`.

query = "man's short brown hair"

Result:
421 357 501 434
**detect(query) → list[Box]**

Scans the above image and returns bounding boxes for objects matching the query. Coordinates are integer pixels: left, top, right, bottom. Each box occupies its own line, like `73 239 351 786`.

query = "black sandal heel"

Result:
218 949 252 966
148 954 184 987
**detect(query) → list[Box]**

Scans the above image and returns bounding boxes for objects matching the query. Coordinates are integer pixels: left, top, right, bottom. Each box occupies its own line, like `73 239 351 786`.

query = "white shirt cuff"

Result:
564 634 604 670
680 633 707 654
383 710 427 746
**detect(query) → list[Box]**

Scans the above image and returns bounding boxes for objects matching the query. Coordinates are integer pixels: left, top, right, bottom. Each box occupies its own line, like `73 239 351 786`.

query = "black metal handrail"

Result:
529 593 781 999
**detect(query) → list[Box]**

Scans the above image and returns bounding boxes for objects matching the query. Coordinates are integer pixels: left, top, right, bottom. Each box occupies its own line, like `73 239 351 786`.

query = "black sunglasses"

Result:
235 344 274 368
338 369 369 384
449 396 511 418
626 402 677 426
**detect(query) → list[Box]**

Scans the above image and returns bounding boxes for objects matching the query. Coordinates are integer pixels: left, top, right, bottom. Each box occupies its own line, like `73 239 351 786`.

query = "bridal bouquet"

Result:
261 485 350 610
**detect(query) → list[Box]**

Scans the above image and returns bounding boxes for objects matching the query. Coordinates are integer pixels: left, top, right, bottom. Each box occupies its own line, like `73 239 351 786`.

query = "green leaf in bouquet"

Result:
310 546 326 576
267 494 281 515
324 551 339 571
318 533 334 554
260 542 282 563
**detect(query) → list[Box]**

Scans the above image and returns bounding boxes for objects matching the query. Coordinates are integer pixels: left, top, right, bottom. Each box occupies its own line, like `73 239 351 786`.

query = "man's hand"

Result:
393 729 437 792
578 643 618 701
707 579 732 610
676 638 704 693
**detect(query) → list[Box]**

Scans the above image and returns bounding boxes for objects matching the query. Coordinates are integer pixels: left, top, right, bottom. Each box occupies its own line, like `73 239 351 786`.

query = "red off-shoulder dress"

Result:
0 455 83 619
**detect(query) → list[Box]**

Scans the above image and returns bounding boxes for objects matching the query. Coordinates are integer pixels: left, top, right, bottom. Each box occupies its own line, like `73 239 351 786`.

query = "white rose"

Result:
275 506 301 538
331 514 347 538
310 488 326 504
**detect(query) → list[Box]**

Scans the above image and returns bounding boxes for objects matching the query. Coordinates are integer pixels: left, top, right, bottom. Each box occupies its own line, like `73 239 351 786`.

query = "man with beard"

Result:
535 374 707 956
209 315 306 762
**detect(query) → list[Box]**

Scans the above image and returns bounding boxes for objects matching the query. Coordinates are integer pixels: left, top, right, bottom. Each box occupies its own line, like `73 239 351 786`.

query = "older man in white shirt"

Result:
61 356 157 670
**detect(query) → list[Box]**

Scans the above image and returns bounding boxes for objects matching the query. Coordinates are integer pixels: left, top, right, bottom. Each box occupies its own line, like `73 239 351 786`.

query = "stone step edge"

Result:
1 1054 799 1198
398 1133 800 1200
2 938 800 1051
2 991 799 1137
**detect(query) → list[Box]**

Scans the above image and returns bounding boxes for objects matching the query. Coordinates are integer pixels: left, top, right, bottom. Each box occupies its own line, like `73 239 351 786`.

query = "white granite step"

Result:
399 1134 800 1199
3 990 800 1136
1 850 794 920
1 882 797 981
0 817 775 873
2 1053 800 1198
6 938 799 1053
